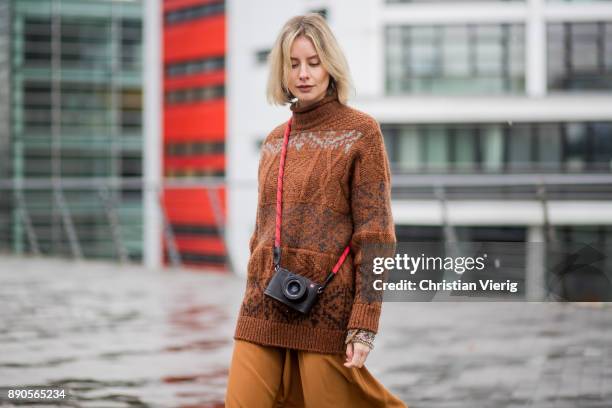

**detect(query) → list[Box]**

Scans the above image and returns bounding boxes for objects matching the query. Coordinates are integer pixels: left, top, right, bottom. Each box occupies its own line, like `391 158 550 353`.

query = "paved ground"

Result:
0 256 611 407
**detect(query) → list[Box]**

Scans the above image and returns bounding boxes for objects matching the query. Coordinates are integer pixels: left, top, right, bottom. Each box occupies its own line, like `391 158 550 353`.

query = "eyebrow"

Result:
290 55 319 60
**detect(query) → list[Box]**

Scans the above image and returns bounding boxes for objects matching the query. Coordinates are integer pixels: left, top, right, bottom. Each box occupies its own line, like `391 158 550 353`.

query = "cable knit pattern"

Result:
234 89 397 354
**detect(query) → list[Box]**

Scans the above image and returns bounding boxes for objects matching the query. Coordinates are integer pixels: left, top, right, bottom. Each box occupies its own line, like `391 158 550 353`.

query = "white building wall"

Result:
227 0 306 276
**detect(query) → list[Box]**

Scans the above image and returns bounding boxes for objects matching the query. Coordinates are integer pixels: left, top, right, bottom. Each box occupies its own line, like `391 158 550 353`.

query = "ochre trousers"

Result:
225 339 408 407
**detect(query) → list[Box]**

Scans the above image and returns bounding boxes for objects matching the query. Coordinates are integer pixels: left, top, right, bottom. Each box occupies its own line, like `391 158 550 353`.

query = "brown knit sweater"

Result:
233 89 396 354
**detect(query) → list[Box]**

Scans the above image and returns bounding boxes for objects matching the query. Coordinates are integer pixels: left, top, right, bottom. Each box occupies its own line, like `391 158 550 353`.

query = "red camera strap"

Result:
273 116 351 283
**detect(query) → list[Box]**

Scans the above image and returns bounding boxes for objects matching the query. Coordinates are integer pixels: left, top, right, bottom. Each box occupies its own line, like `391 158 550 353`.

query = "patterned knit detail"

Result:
345 328 376 350
261 130 364 156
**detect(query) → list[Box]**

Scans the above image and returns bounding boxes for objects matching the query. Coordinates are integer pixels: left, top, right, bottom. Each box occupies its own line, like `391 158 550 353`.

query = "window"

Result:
165 56 224 77
398 126 420 172
59 149 112 178
165 141 225 156
564 123 588 171
165 84 225 104
550 226 612 301
254 49 270 65
538 124 562 171
121 19 142 70
454 127 478 171
164 1 224 25
507 124 533 172
424 126 449 171
170 224 219 237
23 17 51 66
60 18 110 69
121 88 142 133
481 125 504 172
386 23 525 95
164 168 225 178
548 22 612 91
592 123 612 171
121 153 141 178
381 121 612 173
309 8 328 19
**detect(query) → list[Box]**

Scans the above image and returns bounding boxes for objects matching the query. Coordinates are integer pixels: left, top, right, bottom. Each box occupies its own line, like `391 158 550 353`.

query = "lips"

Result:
297 85 313 91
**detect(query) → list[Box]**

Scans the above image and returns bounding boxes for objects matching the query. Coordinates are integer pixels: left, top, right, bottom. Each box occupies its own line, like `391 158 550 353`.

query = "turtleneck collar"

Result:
289 88 340 132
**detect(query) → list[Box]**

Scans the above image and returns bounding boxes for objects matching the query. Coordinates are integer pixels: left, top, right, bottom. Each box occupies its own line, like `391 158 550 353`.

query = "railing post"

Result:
53 187 82 259
526 225 546 301
206 185 234 273
157 187 181 268
434 184 459 301
99 186 129 264
15 188 40 256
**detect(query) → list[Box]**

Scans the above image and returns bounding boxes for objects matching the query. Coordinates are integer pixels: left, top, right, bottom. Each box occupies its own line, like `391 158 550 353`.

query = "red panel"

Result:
164 100 225 140
163 0 217 13
164 71 225 90
163 187 227 224
164 15 225 62
162 4 228 270
174 236 226 254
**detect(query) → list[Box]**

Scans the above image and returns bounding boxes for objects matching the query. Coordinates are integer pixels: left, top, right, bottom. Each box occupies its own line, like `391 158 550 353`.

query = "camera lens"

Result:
287 281 300 295
283 277 306 300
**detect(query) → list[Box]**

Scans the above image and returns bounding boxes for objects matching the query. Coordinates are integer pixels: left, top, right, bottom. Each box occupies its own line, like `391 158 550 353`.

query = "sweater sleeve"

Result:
248 160 261 254
248 129 275 255
347 118 396 334
249 229 257 255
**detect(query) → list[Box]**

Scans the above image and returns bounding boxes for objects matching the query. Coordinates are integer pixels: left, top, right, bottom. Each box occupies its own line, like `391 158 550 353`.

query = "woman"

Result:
225 13 407 407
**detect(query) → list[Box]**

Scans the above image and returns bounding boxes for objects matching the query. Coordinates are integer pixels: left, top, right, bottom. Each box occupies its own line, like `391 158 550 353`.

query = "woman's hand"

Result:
344 341 370 368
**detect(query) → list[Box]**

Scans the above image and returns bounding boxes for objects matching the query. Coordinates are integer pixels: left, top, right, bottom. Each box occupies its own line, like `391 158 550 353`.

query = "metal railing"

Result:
1 173 611 273
0 177 231 270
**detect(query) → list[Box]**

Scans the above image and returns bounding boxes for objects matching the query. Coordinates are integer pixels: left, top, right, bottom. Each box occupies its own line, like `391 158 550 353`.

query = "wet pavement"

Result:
0 255 611 407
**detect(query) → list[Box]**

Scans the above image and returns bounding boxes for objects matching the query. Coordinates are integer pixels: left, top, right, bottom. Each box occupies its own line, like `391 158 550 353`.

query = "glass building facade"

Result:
0 0 143 260
382 122 612 173
0 1 11 251
382 4 612 172
548 21 612 91
379 0 612 296
385 23 525 95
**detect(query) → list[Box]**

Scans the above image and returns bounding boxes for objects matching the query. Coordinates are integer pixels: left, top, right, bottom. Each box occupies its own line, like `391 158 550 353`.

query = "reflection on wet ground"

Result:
1 255 611 407
0 256 241 407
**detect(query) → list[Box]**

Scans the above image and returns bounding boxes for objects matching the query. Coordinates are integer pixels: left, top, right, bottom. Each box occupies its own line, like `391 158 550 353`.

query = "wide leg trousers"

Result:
225 339 408 408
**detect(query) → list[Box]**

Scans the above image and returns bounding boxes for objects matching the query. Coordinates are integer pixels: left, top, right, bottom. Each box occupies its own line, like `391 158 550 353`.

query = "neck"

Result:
295 93 326 110
289 88 340 132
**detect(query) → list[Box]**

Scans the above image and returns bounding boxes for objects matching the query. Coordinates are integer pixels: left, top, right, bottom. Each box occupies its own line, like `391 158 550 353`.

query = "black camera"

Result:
264 265 323 314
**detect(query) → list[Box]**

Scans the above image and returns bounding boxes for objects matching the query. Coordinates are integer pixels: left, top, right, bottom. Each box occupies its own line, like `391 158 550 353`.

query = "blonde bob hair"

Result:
266 13 354 106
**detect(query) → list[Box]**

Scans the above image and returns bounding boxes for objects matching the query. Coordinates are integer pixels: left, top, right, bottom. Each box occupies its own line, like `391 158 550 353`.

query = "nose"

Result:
298 64 310 81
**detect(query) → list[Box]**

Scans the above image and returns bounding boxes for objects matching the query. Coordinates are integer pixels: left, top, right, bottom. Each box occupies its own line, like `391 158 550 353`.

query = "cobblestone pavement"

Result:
0 256 611 407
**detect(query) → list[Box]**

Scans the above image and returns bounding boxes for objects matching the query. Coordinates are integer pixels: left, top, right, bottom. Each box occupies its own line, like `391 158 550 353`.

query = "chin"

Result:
299 91 324 102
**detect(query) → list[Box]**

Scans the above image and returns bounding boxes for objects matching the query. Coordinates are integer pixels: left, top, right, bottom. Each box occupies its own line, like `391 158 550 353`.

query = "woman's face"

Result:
287 35 330 108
